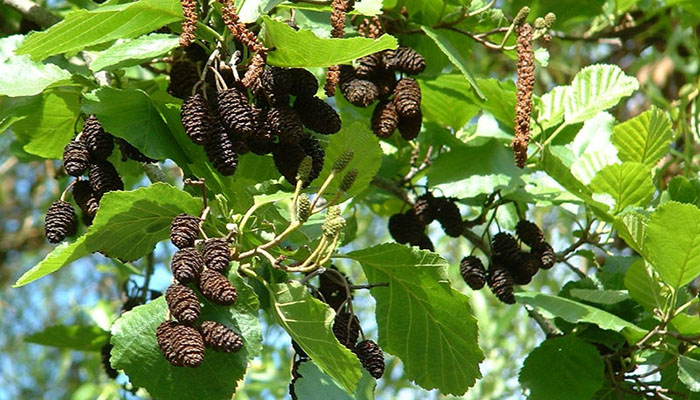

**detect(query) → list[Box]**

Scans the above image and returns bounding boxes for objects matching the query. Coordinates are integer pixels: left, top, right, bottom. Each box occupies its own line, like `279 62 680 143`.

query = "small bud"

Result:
323 216 346 237
513 6 530 26
533 17 546 30
326 205 341 221
340 168 358 192
296 156 313 183
544 13 556 28
297 195 311 221
332 150 354 173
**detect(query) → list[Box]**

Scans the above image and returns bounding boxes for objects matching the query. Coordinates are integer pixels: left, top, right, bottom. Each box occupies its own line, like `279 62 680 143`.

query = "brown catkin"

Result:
217 85 255 138
181 93 212 145
204 116 239 176
268 107 304 144
170 213 200 249
333 312 360 349
398 110 422 141
488 265 515 304
171 247 204 284
324 64 341 97
88 161 124 199
168 61 200 99
220 0 266 53
81 115 114 162
63 140 89 177
200 321 243 353
289 68 319 98
510 251 540 285
384 47 426 75
72 180 99 222
371 100 399 138
293 96 341 135
166 283 201 325
198 269 238 305
202 238 231 273
392 78 421 118
45 200 77 243
179 0 197 47
156 321 205 367
242 51 267 89
512 23 534 169
354 340 384 379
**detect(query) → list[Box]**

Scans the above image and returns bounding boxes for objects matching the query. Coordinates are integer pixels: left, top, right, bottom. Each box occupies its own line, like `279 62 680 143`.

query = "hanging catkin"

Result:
512 23 534 168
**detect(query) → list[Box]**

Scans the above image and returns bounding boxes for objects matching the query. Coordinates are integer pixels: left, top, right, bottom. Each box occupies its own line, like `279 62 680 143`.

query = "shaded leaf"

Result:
519 335 604 400
346 243 484 395
89 33 179 71
14 236 89 287
679 356 700 392
569 289 630 305
293 361 376 400
624 259 665 312
25 324 109 352
0 35 71 97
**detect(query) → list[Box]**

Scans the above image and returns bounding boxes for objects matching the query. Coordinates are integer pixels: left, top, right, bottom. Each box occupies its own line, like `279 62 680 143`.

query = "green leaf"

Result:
569 289 630 305
679 356 700 392
111 272 261 400
519 335 604 400
293 361 376 400
515 291 646 341
564 64 639 124
83 87 188 162
589 162 654 213
421 27 484 99
472 78 517 128
427 139 522 198
11 89 81 159
645 201 700 289
0 35 72 96
13 236 89 287
613 211 648 255
315 120 382 197
536 85 569 130
266 281 362 393
85 183 201 261
89 33 179 71
624 259 665 312
25 324 109 351
261 16 397 67
346 243 484 395
418 74 479 129
16 0 182 61
666 176 700 207
611 106 672 167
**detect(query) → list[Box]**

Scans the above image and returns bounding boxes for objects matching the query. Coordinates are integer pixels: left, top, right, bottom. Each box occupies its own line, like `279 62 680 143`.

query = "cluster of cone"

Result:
460 220 555 304
155 213 243 367
338 46 425 141
45 115 152 243
388 192 464 251
174 57 339 187
290 268 384 399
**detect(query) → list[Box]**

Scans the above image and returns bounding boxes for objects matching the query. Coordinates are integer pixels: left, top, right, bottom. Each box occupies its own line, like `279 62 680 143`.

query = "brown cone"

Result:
198 269 238 306
156 321 205 367
200 320 243 353
371 100 399 138
166 283 201 325
171 247 204 284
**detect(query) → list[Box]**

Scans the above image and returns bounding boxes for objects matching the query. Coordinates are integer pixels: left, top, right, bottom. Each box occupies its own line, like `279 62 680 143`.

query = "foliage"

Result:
2 0 700 399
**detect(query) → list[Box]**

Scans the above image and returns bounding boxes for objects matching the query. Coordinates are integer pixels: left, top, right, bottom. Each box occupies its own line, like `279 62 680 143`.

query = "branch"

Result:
2 0 60 28
525 306 561 338
370 176 411 204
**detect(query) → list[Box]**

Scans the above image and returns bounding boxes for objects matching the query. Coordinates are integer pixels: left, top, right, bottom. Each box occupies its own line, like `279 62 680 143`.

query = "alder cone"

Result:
355 52 384 79
371 100 399 138
62 140 89 176
217 85 255 138
299 136 324 183
166 283 201 325
200 321 243 353
204 117 238 176
180 93 212 145
392 78 421 118
354 340 384 379
460 255 486 290
333 312 360 349
488 265 515 304
88 161 124 199
257 67 294 105
491 232 521 265
434 197 463 237
198 269 238 306
416 234 434 251
45 200 77 243
101 343 118 379
167 61 199 99
81 116 114 162
318 268 352 311
398 110 422 141
510 252 540 285
72 180 99 222
171 247 204 284
339 66 378 107
293 96 341 135
387 212 423 245
202 238 231 273
516 219 546 247
246 108 274 155
156 321 205 368
373 68 397 99
384 47 426 75
268 107 304 144
413 193 437 225
289 68 319 98
533 243 555 270
272 135 324 187
170 213 200 249
117 138 157 163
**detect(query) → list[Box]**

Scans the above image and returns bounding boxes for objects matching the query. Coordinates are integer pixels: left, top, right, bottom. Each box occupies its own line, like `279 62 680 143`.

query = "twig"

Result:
1 0 60 27
524 306 561 337
370 176 411 204
350 282 389 290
